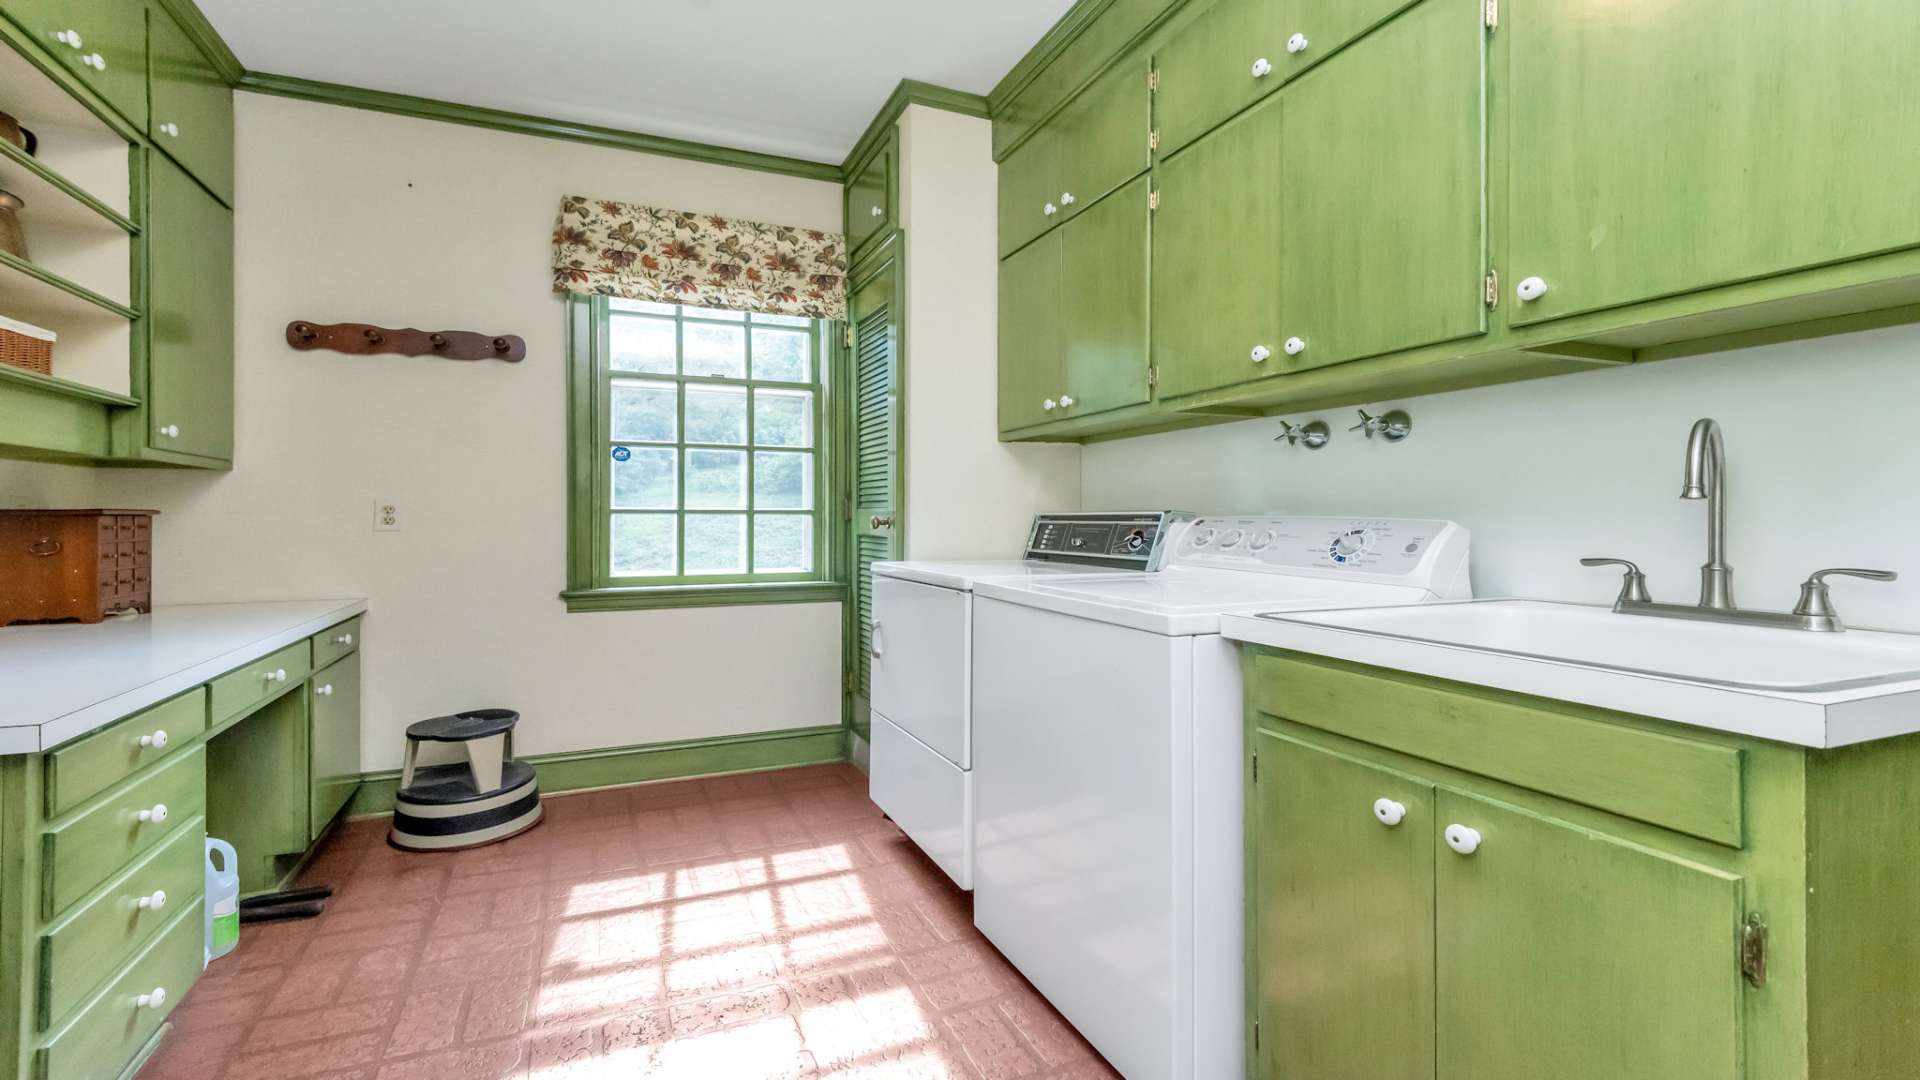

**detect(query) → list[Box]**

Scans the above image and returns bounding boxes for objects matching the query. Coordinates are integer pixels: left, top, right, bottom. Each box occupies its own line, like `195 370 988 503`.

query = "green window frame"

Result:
562 295 846 611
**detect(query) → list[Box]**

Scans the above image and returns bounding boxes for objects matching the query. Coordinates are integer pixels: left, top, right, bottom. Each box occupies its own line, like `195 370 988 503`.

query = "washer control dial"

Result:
1218 529 1245 549
1249 530 1275 552
1329 528 1373 563
1193 528 1218 548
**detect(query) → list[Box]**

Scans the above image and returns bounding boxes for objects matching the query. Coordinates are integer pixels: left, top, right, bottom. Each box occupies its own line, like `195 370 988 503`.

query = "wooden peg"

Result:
285 321 526 362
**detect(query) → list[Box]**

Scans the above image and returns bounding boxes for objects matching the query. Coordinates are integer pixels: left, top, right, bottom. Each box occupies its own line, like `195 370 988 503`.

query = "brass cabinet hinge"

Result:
1147 365 1159 389
1740 913 1768 988
842 668 853 694
1484 0 1498 30
1251 750 1258 782
1484 270 1499 309
842 494 853 522
1149 189 1161 211
1149 129 1160 151
1148 68 1160 91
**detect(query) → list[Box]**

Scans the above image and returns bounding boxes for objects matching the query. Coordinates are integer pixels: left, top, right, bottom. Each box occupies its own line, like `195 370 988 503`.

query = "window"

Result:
563 296 843 611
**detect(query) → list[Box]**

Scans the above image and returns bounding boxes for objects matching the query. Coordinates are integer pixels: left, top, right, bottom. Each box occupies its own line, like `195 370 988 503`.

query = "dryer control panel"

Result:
1025 511 1191 569
1172 515 1472 598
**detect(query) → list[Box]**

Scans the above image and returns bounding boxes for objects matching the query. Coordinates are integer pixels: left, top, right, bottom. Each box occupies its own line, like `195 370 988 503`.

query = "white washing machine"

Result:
970 515 1472 1080
869 512 1189 889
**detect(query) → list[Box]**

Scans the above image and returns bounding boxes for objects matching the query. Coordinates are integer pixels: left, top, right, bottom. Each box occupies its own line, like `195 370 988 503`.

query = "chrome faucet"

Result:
1581 418 1898 632
1680 418 1733 609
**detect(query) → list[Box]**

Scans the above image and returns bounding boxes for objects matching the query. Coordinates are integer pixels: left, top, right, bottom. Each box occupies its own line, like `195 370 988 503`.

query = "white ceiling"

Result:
198 0 1076 165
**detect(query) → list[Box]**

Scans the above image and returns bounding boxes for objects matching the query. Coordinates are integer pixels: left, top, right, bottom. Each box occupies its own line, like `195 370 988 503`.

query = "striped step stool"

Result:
389 708 542 850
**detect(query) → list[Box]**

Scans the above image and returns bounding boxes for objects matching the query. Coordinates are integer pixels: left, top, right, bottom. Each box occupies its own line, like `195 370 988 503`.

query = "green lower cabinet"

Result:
997 229 1065 431
308 653 362 841
204 690 310 894
146 150 235 463
1506 0 1920 326
1059 175 1151 418
1277 0 1486 371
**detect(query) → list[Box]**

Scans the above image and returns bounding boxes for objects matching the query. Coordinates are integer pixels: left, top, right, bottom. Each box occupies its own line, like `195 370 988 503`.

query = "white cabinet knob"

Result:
139 730 168 749
1250 345 1272 363
1516 276 1549 302
1043 203 1058 217
1250 57 1273 78
136 987 167 1009
1059 394 1075 407
84 52 106 70
137 889 168 910
1060 191 1076 206
137 804 169 824
1372 798 1407 827
1287 32 1310 54
160 122 179 137
1444 824 1482 855
334 632 354 645
159 424 179 438
56 29 82 48
1042 398 1057 411
264 668 288 683
869 205 883 217
1283 336 1307 356
315 683 334 696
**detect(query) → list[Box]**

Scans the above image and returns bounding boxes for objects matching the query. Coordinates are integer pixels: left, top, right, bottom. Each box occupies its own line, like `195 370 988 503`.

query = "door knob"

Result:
55 29 82 48
315 684 334 696
1058 394 1075 407
1287 32 1310 54
1444 824 1482 855
1250 345 1271 363
1283 336 1307 356
868 515 895 530
1516 276 1549 302
1060 191 1076 206
1043 203 1058 216
1372 798 1407 826
1250 57 1273 78
1043 398 1057 411
83 52 106 70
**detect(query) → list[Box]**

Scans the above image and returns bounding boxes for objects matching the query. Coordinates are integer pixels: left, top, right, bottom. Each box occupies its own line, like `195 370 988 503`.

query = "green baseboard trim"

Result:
346 723 849 817
841 79 992 178
236 72 843 183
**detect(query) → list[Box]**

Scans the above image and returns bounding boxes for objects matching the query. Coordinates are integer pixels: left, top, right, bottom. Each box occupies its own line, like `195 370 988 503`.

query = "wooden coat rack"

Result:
286 321 526 363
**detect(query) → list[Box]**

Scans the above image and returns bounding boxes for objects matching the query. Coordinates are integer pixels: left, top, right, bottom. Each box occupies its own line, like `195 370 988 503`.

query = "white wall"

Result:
85 93 846 770
0 460 96 508
1084 322 1920 633
897 105 1079 560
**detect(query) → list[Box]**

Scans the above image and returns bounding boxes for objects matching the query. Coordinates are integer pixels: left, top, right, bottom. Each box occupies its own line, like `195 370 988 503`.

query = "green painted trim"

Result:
153 0 245 85
0 250 139 320
840 79 990 178
0 362 139 407
346 723 848 816
988 0 1120 115
560 582 847 612
0 140 137 234
235 72 843 182
1634 302 1920 366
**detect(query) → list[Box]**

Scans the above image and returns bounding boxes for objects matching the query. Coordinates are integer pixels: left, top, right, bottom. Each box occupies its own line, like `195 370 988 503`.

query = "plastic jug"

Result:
204 838 240 966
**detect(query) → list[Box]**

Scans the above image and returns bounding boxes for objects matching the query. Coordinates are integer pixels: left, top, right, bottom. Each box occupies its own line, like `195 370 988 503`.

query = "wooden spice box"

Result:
0 510 157 625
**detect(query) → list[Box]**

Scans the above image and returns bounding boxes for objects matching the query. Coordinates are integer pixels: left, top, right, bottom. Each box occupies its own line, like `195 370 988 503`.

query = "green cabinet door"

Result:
1053 54 1152 225
1254 732 1435 1080
998 124 1061 258
148 0 235 206
1151 94 1284 401
996 229 1064 431
1 0 148 127
845 140 892 259
1507 0 1920 326
1151 0 1288 158
1279 0 1420 83
849 250 903 742
1279 0 1486 372
1060 175 1151 418
309 653 361 840
1434 788 1744 1080
147 151 234 461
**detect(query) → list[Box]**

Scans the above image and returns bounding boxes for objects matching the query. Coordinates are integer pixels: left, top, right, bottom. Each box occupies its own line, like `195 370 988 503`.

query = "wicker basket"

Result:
0 315 54 376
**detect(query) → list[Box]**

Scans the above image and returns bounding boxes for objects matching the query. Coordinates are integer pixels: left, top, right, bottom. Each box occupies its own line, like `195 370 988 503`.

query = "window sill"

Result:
560 581 847 612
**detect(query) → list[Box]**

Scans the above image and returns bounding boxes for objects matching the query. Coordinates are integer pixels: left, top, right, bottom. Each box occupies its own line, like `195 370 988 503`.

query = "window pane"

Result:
751 328 810 382
685 323 747 378
610 317 676 374
686 449 747 509
612 514 675 575
682 305 747 322
611 381 676 442
751 312 810 327
754 515 813 572
685 514 746 573
754 389 813 448
611 299 679 317
685 385 747 445
754 451 812 509
612 447 677 509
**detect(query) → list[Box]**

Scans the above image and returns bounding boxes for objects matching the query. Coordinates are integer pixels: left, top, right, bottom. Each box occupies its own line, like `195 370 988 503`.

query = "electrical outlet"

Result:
374 500 400 532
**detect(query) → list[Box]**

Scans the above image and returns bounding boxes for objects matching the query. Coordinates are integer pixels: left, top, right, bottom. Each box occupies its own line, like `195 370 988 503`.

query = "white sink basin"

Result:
1221 599 1920 748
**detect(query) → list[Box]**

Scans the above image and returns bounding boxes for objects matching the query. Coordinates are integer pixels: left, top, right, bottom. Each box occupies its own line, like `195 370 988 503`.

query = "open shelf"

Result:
0 138 134 234
0 250 134 397
0 354 134 405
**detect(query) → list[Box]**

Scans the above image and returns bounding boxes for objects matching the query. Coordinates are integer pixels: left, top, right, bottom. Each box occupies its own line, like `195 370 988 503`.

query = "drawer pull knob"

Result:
139 730 169 749
1372 798 1406 827
137 889 168 910
315 684 334 696
136 987 167 1009
160 122 180 137
55 29 83 48
83 52 106 71
159 424 180 438
1251 57 1273 78
1058 394 1075 407
1516 275 1549 302
1250 345 1272 363
1284 336 1307 356
1444 823 1482 855
1043 202 1057 217
265 668 288 683
137 804 169 824
333 632 354 645
1287 32 1310 54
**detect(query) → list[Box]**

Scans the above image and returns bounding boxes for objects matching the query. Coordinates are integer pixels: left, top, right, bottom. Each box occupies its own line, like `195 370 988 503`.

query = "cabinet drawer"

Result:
1248 653 1745 847
44 689 206 818
35 899 203 1080
42 748 205 919
310 615 362 671
38 819 205 1029
208 642 309 727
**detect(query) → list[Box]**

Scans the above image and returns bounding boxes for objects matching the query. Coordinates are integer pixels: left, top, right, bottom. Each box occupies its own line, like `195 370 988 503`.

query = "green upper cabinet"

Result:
844 137 893 259
1277 0 1485 371
0 0 148 127
997 228 1064 431
148 0 234 206
1151 93 1284 401
998 121 1061 257
1060 174 1151 418
1255 731 1435 1080
1151 0 1288 158
1433 789 1745 1080
998 52 1150 259
147 150 233 462
1506 0 1920 326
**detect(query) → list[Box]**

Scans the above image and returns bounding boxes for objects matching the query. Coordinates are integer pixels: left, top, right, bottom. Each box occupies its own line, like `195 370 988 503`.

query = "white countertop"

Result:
0 599 367 753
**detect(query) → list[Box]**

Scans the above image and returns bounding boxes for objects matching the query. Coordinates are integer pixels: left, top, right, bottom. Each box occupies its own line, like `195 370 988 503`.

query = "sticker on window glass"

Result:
611 446 632 461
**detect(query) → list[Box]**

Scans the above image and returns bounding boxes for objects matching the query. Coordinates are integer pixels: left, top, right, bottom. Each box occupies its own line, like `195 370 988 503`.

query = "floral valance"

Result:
552 196 846 321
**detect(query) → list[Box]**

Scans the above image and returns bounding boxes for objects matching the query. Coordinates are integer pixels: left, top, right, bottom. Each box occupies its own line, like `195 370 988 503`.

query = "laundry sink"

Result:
1220 599 1920 748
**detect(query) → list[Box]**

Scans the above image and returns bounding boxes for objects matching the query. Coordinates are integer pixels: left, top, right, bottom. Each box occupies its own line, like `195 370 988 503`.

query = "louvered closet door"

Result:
847 250 903 743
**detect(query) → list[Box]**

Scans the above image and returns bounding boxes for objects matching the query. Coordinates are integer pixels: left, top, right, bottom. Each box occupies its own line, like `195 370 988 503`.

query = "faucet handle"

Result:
1794 568 1897 623
1581 557 1652 606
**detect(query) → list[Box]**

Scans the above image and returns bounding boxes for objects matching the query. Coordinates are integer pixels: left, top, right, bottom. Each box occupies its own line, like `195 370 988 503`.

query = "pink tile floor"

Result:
137 763 1120 1080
